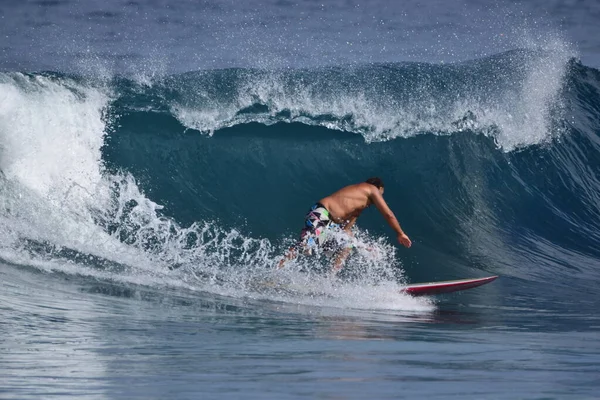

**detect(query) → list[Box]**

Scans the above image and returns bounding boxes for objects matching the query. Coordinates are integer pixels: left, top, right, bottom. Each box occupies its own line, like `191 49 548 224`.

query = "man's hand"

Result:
397 233 412 248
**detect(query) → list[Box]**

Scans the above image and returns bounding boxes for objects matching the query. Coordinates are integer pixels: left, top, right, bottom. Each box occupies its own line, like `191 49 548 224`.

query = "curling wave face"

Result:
1 46 599 307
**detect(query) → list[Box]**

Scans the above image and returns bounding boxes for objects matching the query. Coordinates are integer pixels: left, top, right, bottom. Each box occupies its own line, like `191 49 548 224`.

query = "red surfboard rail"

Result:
401 276 498 296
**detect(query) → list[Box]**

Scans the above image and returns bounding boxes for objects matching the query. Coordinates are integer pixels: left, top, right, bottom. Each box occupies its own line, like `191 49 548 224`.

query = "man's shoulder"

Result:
336 182 374 199
354 182 375 193
335 182 374 197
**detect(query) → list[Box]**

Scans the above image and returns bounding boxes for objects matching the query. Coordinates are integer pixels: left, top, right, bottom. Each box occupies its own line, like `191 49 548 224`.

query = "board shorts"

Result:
299 202 343 252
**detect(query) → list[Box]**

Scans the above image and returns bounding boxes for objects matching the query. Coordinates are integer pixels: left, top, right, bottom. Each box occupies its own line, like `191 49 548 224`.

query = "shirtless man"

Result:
278 177 411 272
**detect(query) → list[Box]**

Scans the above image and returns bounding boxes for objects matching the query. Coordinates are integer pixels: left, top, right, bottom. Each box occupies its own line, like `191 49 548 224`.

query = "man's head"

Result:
365 177 384 194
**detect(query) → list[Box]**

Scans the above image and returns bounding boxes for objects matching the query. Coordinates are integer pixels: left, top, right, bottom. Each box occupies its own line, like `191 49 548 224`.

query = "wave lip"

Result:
160 48 574 151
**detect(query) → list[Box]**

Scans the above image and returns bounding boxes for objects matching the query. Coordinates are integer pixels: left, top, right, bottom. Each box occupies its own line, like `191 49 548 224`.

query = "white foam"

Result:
0 74 107 202
171 41 573 151
0 73 160 269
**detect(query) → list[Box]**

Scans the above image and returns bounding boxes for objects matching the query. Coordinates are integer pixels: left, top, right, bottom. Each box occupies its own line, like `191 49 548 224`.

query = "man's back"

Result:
319 183 372 224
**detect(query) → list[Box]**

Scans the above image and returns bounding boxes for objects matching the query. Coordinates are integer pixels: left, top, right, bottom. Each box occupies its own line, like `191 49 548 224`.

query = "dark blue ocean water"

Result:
1 0 600 398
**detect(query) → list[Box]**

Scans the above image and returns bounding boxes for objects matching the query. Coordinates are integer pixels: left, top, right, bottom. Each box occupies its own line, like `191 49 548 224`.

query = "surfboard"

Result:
401 276 498 296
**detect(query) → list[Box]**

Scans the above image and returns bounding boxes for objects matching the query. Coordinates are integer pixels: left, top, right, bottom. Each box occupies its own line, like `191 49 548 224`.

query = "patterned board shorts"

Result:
299 202 341 251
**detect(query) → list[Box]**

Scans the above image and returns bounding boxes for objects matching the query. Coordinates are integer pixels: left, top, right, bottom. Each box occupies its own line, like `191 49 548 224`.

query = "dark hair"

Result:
365 177 384 189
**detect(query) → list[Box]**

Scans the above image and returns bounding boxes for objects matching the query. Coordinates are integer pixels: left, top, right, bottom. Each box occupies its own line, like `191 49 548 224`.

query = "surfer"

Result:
278 177 412 272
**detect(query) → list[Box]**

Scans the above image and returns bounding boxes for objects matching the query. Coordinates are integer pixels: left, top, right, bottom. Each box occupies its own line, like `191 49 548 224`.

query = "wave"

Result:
1 46 599 306
114 46 572 151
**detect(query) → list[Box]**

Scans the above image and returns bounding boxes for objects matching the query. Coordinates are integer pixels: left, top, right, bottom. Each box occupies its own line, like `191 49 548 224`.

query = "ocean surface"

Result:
1 0 600 398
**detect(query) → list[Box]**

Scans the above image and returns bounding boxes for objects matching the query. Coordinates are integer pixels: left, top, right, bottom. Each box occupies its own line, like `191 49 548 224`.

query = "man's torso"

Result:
318 183 371 224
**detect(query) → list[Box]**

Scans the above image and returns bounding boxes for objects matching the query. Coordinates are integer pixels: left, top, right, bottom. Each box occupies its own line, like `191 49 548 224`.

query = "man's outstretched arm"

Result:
370 189 412 248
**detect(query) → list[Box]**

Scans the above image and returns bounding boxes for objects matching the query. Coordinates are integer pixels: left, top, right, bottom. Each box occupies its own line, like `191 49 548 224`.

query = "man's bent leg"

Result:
331 246 352 273
278 246 297 269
